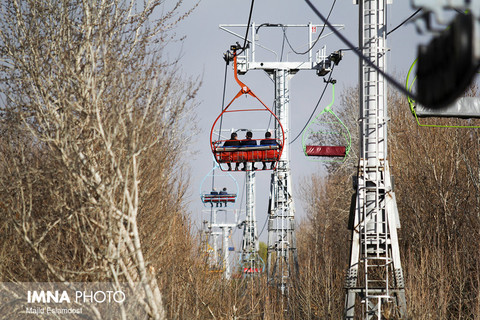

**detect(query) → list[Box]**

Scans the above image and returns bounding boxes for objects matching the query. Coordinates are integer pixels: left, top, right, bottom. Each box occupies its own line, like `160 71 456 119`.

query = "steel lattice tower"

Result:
344 1 407 318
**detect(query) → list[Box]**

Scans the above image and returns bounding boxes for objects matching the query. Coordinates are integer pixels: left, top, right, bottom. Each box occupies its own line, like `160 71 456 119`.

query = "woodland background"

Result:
1 1 480 319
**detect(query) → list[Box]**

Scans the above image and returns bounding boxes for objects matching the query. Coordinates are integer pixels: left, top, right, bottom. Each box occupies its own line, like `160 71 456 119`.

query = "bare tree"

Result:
0 0 197 318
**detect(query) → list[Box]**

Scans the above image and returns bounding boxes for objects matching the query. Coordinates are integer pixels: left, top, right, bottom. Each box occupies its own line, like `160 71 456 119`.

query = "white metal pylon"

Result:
344 1 406 319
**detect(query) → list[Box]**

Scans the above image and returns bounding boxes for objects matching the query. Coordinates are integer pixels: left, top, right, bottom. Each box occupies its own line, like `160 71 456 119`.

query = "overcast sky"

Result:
167 0 431 244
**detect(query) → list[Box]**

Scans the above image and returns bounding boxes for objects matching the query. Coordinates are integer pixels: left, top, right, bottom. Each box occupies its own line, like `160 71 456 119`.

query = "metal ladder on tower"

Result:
361 0 391 313
345 1 406 319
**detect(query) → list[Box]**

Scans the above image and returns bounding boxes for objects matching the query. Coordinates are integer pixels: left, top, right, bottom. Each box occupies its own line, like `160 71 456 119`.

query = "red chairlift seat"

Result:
213 139 282 164
305 145 346 157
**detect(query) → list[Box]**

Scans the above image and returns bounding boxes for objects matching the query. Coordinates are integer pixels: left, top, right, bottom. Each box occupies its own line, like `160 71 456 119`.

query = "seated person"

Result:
223 132 240 171
223 132 240 147
240 131 257 146
260 131 280 170
209 188 218 207
218 187 228 207
260 131 279 146
240 131 257 170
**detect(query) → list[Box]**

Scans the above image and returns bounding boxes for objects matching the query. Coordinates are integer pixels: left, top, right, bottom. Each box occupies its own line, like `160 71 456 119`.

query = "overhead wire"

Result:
238 0 255 54
339 8 422 52
386 8 422 36
212 61 230 190
257 215 268 239
290 64 336 144
256 1 336 56
217 61 229 140
282 0 337 56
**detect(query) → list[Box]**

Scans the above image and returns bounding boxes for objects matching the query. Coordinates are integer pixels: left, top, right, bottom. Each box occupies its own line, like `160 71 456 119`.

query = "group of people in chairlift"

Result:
223 131 280 171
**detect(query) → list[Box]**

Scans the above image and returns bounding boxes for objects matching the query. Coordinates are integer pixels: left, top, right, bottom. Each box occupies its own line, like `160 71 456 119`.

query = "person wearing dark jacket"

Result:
240 131 257 146
223 132 240 171
240 131 257 170
223 132 240 147
260 131 280 170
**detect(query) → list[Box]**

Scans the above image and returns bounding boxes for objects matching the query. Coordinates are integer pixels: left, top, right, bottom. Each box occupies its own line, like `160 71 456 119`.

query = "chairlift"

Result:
200 161 239 207
210 47 285 172
302 81 351 162
240 252 265 276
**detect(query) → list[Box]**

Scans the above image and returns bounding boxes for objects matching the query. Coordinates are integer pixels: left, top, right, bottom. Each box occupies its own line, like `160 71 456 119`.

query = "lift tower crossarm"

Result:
220 23 344 69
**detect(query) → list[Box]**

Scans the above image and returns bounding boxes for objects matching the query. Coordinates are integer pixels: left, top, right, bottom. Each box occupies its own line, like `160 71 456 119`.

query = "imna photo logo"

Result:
27 290 125 304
